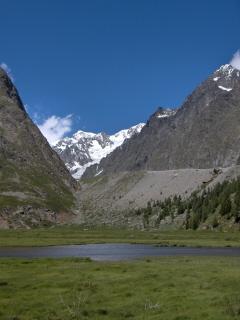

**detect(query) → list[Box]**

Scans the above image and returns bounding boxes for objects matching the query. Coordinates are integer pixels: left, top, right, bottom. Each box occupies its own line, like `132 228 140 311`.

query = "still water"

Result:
0 244 240 261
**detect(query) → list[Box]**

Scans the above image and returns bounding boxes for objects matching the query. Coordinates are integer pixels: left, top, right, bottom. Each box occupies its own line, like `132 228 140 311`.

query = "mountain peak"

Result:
73 130 98 140
211 63 240 92
214 64 239 79
53 123 145 178
216 64 236 75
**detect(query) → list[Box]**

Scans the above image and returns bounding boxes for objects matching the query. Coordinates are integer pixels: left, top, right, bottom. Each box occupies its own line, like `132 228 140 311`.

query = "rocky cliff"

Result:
83 64 240 178
0 67 77 228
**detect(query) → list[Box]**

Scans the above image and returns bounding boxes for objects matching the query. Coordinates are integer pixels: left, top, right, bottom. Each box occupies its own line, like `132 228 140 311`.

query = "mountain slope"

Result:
53 123 145 178
83 64 240 178
0 68 77 228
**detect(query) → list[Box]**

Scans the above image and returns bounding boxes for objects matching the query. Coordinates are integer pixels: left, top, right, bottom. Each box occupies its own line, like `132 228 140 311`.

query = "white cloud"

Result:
37 114 73 145
0 62 14 81
230 50 240 70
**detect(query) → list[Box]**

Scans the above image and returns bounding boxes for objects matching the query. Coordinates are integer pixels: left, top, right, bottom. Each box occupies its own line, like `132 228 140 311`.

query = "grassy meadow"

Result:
1 226 240 319
0 256 240 319
0 226 240 247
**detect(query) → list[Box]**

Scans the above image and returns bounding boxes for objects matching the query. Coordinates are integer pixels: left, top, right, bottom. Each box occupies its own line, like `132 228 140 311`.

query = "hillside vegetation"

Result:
134 177 240 230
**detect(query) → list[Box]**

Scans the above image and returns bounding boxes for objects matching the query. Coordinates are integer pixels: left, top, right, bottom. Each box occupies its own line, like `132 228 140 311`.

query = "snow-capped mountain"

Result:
212 64 239 91
53 123 145 179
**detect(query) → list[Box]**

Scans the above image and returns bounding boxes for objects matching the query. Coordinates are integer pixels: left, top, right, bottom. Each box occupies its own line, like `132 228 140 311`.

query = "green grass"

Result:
0 157 75 212
0 226 240 247
0 256 240 319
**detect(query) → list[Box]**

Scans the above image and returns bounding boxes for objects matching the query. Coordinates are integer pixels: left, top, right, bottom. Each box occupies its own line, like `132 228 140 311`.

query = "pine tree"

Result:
220 197 231 216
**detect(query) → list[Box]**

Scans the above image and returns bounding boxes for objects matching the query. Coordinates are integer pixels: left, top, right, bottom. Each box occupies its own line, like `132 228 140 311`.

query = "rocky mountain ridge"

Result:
0 67 77 228
83 64 240 178
53 123 145 178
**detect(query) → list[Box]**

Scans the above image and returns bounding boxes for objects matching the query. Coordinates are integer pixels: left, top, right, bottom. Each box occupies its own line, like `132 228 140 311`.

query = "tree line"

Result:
133 178 240 229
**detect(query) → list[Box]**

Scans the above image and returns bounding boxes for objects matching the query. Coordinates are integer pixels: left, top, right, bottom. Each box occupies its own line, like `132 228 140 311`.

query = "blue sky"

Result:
0 0 239 141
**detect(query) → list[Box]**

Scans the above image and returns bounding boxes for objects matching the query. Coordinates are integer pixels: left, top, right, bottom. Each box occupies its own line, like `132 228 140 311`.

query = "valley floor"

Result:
0 226 240 247
1 227 240 319
0 256 240 319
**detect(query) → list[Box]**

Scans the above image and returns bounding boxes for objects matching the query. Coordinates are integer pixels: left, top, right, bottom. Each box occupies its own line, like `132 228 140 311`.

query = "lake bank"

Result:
0 226 240 247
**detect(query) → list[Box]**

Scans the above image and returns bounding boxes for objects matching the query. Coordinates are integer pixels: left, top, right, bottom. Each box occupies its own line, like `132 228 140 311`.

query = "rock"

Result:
84 64 240 177
0 67 77 228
